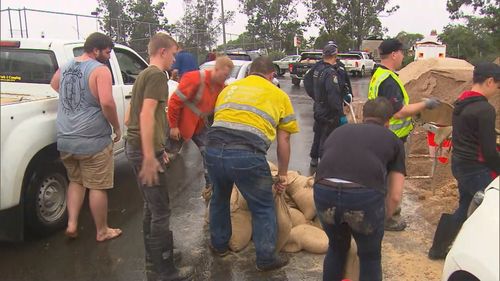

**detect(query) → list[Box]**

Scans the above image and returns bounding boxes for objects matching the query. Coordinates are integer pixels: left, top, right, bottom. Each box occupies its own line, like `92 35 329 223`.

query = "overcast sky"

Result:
1 0 456 43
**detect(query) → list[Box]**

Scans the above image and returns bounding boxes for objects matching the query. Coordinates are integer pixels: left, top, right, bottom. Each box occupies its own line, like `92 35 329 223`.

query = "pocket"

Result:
230 155 267 171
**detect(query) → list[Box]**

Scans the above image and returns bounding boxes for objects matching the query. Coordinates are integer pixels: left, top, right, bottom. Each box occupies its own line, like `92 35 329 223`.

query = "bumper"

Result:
0 204 24 241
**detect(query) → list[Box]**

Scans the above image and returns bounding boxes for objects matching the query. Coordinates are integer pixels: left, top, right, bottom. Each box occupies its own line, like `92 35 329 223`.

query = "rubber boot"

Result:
146 232 194 281
428 213 462 260
145 238 182 281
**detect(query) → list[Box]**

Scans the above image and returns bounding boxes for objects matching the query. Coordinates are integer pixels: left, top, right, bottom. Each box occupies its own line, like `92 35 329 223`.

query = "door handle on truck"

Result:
125 92 132 99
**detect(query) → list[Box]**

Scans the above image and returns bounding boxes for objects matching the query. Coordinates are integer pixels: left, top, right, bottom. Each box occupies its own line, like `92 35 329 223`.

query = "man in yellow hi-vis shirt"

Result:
206 56 299 271
369 38 441 231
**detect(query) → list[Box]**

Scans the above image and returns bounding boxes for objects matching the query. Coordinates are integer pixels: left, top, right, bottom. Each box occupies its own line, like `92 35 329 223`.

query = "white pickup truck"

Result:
338 51 376 77
0 38 176 241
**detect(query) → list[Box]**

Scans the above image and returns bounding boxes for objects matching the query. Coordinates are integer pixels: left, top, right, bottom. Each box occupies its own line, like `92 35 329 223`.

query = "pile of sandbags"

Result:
211 162 359 279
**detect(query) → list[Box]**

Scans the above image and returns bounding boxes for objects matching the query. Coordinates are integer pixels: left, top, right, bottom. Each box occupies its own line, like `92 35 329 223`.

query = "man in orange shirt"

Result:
167 56 234 192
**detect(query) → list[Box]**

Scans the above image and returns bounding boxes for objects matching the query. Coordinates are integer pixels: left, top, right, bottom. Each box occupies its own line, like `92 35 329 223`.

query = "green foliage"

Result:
96 0 170 58
268 50 287 61
306 0 398 50
395 31 424 49
439 0 499 63
314 30 351 52
238 0 305 53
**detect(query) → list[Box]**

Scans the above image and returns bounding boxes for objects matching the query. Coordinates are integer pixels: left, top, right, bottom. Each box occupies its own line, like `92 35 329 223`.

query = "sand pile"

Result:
400 58 473 104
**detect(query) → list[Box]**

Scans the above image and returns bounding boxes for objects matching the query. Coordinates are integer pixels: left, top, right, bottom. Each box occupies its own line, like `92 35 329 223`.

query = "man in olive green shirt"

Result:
125 33 193 281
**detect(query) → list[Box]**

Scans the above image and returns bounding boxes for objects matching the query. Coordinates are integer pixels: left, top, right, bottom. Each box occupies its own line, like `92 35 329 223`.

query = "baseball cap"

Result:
378 39 404 56
473 62 500 81
323 41 338 56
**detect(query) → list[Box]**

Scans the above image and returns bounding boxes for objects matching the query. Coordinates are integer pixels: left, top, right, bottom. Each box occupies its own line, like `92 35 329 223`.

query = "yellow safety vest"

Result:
368 67 413 138
213 75 299 146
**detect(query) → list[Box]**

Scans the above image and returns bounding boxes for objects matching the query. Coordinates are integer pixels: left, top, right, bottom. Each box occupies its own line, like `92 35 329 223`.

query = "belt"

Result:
208 143 257 152
317 179 366 189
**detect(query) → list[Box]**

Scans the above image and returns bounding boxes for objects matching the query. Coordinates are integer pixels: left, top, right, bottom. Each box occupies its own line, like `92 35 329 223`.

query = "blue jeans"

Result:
125 142 172 251
206 146 277 266
451 157 494 224
314 183 385 281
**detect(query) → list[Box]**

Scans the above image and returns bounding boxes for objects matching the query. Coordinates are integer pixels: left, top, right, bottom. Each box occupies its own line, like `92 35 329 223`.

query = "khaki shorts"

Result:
60 143 114 189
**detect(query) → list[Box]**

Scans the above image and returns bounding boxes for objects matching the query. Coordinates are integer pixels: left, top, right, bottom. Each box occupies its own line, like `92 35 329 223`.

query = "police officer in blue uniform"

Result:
305 41 352 166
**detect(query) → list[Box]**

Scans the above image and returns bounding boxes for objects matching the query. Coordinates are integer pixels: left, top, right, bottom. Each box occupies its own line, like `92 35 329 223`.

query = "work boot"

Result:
256 254 290 271
428 213 462 260
310 158 319 167
384 217 407 231
145 238 182 281
146 232 194 281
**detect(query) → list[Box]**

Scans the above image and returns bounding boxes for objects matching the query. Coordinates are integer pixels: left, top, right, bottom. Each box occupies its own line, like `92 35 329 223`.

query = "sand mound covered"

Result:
400 58 474 104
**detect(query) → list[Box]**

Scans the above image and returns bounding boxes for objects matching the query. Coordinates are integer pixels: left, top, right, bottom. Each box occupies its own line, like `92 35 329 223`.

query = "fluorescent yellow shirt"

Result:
213 75 299 145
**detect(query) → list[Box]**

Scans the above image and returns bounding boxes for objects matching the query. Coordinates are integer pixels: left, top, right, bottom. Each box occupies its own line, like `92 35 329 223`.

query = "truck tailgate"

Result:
1 93 56 106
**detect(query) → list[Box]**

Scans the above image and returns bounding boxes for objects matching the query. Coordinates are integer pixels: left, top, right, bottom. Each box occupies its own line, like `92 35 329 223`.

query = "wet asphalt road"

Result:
0 75 370 281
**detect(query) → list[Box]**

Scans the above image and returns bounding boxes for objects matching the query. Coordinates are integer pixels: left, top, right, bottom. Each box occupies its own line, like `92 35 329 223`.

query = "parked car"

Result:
338 51 376 77
225 53 252 61
199 60 280 88
289 51 323 87
0 38 178 241
273 55 300 76
441 176 499 281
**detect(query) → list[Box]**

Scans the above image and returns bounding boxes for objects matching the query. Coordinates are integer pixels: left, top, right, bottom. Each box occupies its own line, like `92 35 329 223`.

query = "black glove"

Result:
423 97 441 110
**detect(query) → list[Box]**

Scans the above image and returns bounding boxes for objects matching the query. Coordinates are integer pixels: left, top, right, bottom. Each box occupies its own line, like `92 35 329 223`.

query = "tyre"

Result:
274 65 283 77
292 78 301 87
360 66 366 77
24 161 68 236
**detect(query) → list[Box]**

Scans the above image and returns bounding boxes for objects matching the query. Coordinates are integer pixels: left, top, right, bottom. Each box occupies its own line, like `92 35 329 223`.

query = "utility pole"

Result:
221 0 226 51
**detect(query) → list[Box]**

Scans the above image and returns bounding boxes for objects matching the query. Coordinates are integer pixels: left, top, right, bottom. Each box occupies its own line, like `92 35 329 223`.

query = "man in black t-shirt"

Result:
314 97 406 281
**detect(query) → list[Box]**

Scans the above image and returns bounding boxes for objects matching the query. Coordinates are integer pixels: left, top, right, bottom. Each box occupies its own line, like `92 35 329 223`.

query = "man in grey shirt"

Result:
50 32 122 242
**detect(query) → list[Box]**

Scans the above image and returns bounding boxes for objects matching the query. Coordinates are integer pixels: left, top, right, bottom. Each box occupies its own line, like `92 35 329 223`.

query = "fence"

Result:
0 8 285 62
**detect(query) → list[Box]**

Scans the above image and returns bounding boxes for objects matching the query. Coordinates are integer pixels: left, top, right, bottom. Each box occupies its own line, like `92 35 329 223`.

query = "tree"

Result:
238 0 305 53
337 0 398 50
395 31 424 49
439 0 499 63
305 0 398 50
96 0 171 57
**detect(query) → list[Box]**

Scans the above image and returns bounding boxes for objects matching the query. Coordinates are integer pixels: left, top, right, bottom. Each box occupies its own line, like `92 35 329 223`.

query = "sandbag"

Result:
289 208 307 227
345 239 360 281
286 174 308 196
283 224 328 254
228 209 252 252
268 161 278 172
309 215 323 230
275 192 292 252
283 192 297 209
230 186 249 211
292 186 316 220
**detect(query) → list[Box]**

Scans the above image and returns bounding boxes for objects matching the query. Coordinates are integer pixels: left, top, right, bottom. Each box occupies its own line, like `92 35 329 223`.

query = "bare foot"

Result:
96 228 122 242
65 225 78 239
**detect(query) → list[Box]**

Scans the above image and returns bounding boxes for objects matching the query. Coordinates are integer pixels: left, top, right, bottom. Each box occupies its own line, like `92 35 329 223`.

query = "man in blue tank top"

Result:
50 32 122 242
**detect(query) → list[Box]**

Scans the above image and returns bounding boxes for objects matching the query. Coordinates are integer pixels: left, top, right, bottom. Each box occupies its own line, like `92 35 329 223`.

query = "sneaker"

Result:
385 217 407 231
208 243 230 257
256 254 289 271
310 158 319 167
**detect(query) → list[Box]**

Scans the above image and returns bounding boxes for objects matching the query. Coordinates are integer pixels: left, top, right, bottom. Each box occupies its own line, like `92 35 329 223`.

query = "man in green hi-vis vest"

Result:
368 38 441 231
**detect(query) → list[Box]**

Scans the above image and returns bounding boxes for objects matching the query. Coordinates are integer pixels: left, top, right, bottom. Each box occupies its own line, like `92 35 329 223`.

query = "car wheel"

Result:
24 161 68 236
274 65 283 77
360 66 366 77
292 78 301 87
